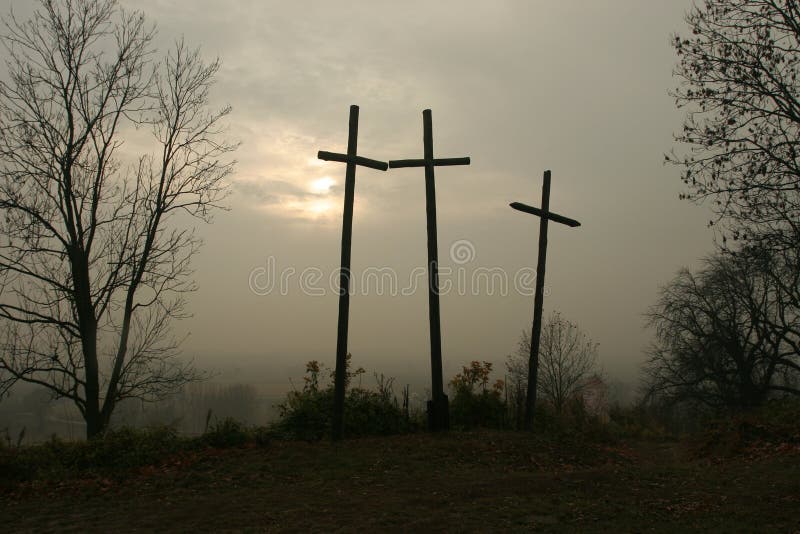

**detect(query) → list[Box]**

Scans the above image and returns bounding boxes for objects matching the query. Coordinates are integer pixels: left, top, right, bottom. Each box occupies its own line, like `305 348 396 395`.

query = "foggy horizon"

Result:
3 2 799 531
0 0 717 396
168 0 716 387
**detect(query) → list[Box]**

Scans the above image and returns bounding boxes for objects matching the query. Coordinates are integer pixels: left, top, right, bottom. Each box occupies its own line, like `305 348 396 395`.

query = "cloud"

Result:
234 179 313 206
41 0 717 380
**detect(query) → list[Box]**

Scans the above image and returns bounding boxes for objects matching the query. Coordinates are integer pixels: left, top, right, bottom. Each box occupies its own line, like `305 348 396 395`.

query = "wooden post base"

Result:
427 395 450 432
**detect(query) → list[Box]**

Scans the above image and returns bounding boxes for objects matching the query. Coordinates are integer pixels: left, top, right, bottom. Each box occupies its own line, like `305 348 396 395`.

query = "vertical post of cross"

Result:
526 171 550 431
317 105 388 440
389 109 470 431
421 110 446 430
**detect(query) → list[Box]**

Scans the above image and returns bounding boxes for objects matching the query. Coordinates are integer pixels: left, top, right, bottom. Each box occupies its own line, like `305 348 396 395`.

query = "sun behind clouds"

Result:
309 176 336 194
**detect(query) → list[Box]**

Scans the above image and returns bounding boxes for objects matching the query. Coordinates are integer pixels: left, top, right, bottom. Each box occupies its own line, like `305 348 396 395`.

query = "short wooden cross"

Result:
318 105 388 441
510 170 580 431
389 109 470 432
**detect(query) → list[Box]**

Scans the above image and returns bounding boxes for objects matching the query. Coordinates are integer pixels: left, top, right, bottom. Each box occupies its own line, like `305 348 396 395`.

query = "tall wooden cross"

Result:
510 170 580 431
389 109 470 431
318 104 388 441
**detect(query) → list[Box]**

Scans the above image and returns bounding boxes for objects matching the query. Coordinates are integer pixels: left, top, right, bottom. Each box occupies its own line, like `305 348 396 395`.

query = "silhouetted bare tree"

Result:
507 312 598 415
644 248 800 409
668 0 800 249
0 0 236 438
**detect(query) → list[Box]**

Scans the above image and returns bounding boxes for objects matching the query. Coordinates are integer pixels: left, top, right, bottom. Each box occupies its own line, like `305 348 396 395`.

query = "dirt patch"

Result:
2 431 799 532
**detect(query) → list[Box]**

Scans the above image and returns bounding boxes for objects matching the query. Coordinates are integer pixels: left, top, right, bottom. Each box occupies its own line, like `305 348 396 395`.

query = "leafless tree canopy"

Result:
644 248 800 410
0 0 237 437
507 312 599 414
668 0 800 248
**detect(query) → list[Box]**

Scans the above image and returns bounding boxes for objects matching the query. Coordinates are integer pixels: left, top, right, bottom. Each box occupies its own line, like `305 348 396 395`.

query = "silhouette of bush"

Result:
530 399 614 442
272 359 407 440
0 419 279 484
83 426 183 469
605 403 673 440
272 386 408 440
449 361 507 429
202 417 250 448
0 426 187 482
252 426 272 448
691 398 800 458
343 388 406 436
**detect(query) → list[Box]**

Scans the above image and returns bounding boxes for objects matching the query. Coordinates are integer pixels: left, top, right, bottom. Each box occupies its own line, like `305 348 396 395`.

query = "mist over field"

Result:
3 1 800 531
0 0 708 442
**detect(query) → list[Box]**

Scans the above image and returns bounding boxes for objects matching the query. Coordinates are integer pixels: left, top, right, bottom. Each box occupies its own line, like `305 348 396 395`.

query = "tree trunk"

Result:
70 247 103 439
80 315 102 439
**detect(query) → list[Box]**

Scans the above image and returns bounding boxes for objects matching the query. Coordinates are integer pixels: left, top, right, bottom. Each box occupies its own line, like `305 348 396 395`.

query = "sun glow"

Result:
307 199 333 215
281 198 335 219
309 176 336 194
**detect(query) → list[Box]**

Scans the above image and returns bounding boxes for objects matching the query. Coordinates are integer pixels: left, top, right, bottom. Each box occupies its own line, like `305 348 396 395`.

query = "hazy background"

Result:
0 1 717 433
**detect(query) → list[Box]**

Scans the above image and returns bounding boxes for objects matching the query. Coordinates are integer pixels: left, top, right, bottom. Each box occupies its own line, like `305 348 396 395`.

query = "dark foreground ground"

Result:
2 431 799 532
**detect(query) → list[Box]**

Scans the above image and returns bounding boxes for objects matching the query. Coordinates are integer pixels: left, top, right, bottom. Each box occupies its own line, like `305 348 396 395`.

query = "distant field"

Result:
0 368 438 443
2 431 799 532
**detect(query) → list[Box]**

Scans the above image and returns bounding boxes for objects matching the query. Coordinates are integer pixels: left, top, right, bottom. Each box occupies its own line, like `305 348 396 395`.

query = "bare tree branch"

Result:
507 311 599 415
668 1 800 250
0 0 235 438
644 247 800 410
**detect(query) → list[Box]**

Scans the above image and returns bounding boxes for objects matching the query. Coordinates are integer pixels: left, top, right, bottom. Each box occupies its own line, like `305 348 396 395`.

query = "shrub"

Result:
527 398 615 442
252 426 272 448
0 420 277 485
273 385 409 440
84 426 183 470
0 425 186 483
271 358 407 440
202 417 250 448
690 398 800 457
449 361 507 429
343 388 405 436
272 387 332 441
607 403 670 440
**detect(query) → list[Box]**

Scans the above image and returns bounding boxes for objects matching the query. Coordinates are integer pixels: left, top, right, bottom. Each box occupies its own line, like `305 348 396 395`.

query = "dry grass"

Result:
2 430 799 532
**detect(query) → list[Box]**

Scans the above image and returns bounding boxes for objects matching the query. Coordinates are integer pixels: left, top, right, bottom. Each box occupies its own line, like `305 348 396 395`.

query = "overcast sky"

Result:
3 1 717 388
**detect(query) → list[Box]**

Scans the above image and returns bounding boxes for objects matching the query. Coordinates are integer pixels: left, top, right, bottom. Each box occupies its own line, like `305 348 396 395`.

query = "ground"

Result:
2 431 799 532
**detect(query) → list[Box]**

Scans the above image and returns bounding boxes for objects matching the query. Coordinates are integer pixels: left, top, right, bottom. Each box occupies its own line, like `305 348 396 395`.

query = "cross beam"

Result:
390 157 470 168
510 202 580 228
388 109 470 432
510 170 580 431
318 151 388 171
318 104 388 441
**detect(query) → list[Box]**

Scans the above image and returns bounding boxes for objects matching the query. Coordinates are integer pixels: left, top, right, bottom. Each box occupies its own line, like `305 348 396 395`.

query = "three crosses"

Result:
318 105 579 439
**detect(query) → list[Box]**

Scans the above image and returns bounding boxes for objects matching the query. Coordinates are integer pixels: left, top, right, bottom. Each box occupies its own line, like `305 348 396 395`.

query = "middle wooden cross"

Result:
389 109 470 431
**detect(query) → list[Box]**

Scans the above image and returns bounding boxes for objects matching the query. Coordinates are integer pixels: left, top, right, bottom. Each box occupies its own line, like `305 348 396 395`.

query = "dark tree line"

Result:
656 1 800 410
668 0 800 250
645 247 800 409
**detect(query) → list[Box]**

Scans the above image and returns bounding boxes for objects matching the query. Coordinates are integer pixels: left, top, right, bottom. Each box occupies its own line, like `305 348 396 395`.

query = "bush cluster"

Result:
690 399 800 457
0 419 276 484
271 358 408 440
0 426 185 482
449 361 506 429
